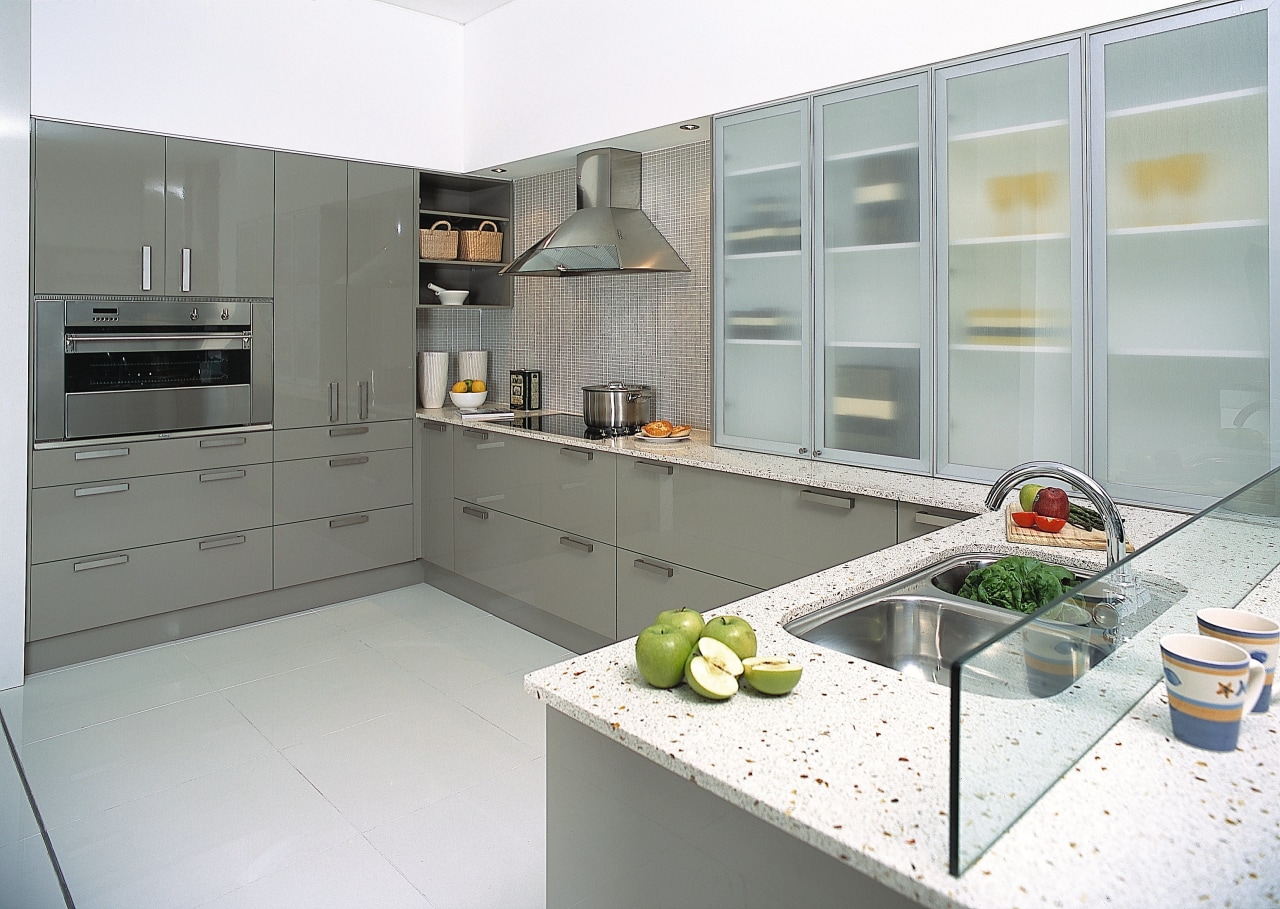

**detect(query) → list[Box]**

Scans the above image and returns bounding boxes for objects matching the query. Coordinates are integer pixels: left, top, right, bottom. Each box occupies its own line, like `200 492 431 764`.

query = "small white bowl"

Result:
450 390 487 408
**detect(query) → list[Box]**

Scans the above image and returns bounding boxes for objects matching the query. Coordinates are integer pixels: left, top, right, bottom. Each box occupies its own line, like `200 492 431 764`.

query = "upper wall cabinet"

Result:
1090 2 1276 509
33 121 274 297
814 74 932 472
417 171 513 308
714 100 812 457
935 41 1086 481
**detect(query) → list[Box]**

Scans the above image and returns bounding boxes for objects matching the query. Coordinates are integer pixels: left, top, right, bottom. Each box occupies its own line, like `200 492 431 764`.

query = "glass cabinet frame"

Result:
813 73 934 473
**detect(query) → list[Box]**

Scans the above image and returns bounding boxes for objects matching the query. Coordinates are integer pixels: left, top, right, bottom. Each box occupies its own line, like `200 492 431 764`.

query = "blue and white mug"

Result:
1197 608 1279 713
1160 633 1264 752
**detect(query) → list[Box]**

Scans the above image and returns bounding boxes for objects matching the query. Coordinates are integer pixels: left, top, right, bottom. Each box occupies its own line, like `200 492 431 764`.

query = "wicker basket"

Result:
459 220 503 263
420 220 458 260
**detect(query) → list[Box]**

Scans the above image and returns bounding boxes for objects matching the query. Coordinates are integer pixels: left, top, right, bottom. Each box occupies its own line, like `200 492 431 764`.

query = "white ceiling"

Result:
372 0 518 25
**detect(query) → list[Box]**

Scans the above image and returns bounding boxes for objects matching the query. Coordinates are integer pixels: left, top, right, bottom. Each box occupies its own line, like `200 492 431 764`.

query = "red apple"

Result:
1033 486 1070 520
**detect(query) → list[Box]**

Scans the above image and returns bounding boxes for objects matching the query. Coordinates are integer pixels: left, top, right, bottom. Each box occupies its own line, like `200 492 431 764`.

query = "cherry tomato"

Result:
1011 511 1037 528
1034 514 1066 533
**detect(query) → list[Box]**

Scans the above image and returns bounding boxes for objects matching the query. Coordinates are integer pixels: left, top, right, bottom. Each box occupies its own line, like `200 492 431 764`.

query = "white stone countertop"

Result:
417 407 1280 905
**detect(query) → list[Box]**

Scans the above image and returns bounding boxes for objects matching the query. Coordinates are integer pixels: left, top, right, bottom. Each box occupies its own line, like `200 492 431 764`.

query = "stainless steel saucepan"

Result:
582 383 654 429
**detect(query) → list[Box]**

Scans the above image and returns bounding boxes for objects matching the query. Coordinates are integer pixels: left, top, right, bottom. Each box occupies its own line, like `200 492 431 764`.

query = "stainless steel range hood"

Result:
499 148 689 276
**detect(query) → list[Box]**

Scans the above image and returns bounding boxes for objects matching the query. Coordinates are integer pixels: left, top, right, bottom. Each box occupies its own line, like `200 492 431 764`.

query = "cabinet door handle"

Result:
329 514 370 529
560 447 593 461
914 511 962 528
199 436 247 448
800 489 855 510
329 383 340 423
181 247 192 292
141 245 151 291
199 469 246 483
199 533 246 551
634 558 674 578
462 506 489 520
328 455 369 468
73 553 129 572
74 447 130 461
74 482 129 497
425 422 448 433
462 428 491 441
634 460 673 475
559 535 593 554
329 425 369 437
362 380 371 420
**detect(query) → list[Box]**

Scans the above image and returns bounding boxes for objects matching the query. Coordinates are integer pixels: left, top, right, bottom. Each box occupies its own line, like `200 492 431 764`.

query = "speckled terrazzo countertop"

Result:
502 461 1280 907
416 407 992 513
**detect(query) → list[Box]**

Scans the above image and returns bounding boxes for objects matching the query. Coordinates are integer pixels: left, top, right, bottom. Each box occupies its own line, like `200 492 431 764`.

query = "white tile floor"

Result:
0 584 574 909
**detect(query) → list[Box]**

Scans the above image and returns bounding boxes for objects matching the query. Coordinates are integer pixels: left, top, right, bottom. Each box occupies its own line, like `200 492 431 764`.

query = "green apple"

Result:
742 657 803 696
653 607 705 647
684 637 743 700
700 615 757 660
1018 483 1043 514
635 624 694 689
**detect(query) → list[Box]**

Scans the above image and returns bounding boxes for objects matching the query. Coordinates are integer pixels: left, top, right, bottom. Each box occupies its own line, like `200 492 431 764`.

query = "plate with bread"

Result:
637 420 691 442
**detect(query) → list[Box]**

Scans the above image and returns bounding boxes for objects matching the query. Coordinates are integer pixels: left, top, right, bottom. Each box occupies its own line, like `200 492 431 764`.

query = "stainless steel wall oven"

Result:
34 297 272 442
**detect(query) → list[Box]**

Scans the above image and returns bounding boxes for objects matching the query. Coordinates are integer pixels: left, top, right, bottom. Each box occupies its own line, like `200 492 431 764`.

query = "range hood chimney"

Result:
499 148 689 276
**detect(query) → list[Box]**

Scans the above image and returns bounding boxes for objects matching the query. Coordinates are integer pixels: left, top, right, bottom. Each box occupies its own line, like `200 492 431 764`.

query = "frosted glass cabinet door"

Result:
714 101 812 456
1091 4 1274 509
936 42 1085 481
815 75 931 470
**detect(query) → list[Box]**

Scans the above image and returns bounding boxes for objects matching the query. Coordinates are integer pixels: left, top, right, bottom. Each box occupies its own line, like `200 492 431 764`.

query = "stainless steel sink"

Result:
785 551 1185 694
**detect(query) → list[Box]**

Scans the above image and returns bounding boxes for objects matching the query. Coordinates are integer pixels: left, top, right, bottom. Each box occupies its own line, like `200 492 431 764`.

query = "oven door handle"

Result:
64 332 252 353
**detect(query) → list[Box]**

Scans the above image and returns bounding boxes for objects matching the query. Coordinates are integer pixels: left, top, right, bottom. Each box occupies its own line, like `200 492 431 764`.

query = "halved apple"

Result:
684 637 743 700
741 656 803 695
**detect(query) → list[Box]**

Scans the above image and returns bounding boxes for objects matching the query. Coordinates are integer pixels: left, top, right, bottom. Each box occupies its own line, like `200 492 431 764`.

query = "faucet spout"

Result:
986 461 1128 568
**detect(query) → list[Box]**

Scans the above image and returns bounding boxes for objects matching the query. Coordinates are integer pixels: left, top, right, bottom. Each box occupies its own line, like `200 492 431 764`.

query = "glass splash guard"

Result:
950 464 1280 875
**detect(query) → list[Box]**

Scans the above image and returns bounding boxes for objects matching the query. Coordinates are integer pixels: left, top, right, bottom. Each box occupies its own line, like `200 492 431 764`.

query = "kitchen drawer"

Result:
30 463 273 564
538 442 616 544
616 457 897 590
453 427 542 520
28 528 273 641
273 447 412 524
273 420 412 461
453 501 617 640
616 551 760 641
31 430 272 488
896 502 974 543
273 504 414 589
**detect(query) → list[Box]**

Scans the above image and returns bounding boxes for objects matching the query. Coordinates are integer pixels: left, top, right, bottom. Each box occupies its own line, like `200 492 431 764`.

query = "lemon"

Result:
471 379 486 393
451 380 468 393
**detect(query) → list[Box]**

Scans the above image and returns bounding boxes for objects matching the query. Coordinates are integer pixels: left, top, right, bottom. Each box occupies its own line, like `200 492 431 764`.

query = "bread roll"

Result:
669 425 691 438
643 420 673 437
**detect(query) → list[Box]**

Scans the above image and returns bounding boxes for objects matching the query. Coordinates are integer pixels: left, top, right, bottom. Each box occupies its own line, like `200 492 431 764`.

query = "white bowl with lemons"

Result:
449 379 487 408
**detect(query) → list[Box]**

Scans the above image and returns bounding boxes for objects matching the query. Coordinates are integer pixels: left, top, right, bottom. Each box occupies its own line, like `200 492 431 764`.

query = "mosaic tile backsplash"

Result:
416 141 712 428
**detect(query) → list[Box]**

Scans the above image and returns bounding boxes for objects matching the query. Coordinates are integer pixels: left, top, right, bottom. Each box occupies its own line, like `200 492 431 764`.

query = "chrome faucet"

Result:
985 461 1129 569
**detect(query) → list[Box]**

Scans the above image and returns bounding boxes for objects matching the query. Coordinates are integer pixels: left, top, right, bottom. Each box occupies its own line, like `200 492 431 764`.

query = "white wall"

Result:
462 0 1179 169
31 0 465 169
1 0 31 691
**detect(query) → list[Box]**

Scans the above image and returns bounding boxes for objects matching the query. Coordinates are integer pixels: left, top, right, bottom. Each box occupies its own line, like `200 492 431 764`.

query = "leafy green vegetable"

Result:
955 556 1078 614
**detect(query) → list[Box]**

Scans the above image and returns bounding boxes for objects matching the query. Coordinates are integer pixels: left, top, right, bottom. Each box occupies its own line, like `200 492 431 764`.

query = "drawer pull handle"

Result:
199 436 247 448
560 447 593 461
329 425 369 437
73 554 129 572
74 482 129 497
914 511 962 528
329 455 370 468
476 441 505 450
329 514 370 529
462 506 489 520
634 558 674 578
634 460 673 475
199 534 246 551
800 489 855 510
425 422 448 433
462 428 491 441
476 494 505 505
199 469 247 483
74 447 129 461
559 535 594 554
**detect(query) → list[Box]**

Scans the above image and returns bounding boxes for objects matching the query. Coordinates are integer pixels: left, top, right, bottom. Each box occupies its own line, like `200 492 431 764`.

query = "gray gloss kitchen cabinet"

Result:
274 153 414 430
616 553 760 642
615 455 897 591
420 421 455 568
33 120 273 297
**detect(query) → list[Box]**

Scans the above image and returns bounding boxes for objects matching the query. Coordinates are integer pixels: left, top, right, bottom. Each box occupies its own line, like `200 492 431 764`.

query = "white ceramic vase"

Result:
458 350 488 382
418 351 449 408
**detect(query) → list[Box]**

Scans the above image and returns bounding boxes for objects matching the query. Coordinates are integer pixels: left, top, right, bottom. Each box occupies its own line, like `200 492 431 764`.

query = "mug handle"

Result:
1243 658 1266 714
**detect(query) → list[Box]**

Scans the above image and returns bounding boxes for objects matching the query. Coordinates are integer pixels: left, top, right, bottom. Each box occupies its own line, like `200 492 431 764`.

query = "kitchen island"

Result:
519 467 1279 907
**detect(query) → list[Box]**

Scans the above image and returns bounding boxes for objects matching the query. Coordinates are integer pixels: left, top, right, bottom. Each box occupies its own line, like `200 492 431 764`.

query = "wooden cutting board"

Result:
1005 504 1134 552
